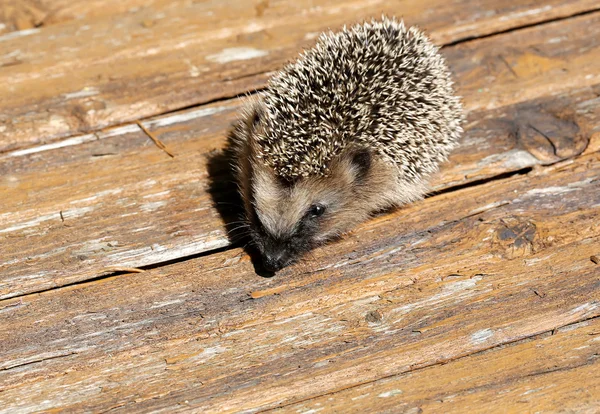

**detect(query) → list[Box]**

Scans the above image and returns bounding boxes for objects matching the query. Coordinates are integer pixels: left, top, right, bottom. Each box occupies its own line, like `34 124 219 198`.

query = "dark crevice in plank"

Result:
137 86 266 132
428 167 533 197
0 244 237 304
0 164 544 304
444 6 600 46
0 140 592 302
4 16 600 299
261 314 600 412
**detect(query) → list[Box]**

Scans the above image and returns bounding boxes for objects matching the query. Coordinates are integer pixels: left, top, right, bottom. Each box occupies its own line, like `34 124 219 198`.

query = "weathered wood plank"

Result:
3 12 600 298
0 0 167 32
281 319 600 413
1 75 597 300
1 1 599 151
0 153 598 412
1 0 596 35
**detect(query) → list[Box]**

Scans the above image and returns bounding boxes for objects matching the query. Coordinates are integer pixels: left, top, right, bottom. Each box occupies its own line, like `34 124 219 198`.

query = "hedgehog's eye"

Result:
309 204 326 218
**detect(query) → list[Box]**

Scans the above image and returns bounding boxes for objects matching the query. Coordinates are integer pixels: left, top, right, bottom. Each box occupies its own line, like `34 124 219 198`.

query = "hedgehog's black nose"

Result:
263 251 287 272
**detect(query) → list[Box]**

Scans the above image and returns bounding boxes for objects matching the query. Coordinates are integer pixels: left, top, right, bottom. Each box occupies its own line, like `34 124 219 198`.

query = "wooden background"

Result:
0 0 599 412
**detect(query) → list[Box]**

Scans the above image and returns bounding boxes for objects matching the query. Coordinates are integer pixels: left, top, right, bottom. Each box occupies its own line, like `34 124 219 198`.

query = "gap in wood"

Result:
428 167 533 197
443 5 600 46
0 166 538 304
1 244 236 303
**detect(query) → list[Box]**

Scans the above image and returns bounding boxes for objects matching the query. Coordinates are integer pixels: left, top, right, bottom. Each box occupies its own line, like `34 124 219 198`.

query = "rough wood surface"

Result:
0 0 169 32
2 10 599 299
1 0 597 34
1 153 598 412
1 1 599 151
282 319 600 413
1 3 599 412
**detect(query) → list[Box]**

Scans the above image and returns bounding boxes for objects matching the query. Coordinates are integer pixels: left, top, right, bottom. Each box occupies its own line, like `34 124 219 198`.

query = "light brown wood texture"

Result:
283 319 600 413
2 10 599 299
1 1 599 411
1 0 599 151
1 153 598 412
0 0 169 32
1 0 597 34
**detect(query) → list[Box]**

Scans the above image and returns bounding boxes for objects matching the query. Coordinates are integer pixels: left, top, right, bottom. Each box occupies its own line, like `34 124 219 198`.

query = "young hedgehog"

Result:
227 17 463 272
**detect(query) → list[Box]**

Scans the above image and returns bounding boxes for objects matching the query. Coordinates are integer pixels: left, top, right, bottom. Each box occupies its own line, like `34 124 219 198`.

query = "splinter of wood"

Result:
136 120 175 158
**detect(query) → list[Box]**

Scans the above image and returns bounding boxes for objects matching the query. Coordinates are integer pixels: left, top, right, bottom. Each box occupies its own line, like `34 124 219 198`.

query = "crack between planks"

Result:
443 6 600 47
428 167 533 197
3 8 600 157
258 314 600 412
0 244 237 303
0 165 537 304
134 86 267 126
0 156 586 304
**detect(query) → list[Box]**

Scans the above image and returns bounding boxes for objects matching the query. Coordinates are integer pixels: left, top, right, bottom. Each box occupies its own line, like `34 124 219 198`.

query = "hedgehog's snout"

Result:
262 250 288 272
260 240 293 272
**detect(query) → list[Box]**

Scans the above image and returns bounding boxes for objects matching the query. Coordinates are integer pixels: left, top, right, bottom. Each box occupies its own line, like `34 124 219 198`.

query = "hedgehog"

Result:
226 17 463 272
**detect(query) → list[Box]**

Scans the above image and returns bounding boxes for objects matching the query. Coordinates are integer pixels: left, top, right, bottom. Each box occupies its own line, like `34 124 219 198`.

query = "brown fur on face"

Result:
253 148 373 243
228 103 429 271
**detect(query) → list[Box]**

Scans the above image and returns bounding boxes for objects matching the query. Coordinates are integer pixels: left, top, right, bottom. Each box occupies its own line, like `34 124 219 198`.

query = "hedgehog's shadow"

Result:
206 148 275 278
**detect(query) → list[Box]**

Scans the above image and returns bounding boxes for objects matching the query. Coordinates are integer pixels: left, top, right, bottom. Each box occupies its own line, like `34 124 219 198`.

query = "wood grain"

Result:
1 75 597 299
281 319 600 413
0 0 170 32
3 11 600 298
2 3 599 412
1 1 599 151
0 153 598 412
1 0 596 34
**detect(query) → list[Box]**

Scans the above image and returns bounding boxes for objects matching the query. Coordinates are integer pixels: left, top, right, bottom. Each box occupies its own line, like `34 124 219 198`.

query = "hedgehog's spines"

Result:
245 17 463 184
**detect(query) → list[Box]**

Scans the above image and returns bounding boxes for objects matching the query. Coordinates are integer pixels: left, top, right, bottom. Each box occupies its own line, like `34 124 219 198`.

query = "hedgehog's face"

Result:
246 148 375 272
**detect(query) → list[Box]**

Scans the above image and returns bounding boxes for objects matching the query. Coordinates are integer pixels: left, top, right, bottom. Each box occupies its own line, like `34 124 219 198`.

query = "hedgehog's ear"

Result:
250 105 263 129
348 147 372 182
241 102 265 140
